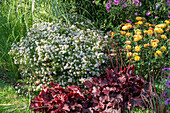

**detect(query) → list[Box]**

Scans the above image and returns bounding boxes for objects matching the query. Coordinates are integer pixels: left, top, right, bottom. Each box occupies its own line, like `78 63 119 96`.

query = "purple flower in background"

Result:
168 13 170 18
126 19 132 23
168 76 170 79
139 2 142 7
113 1 120 5
162 68 170 71
106 3 111 9
167 0 170 6
155 5 159 9
122 3 127 7
146 11 151 16
134 0 139 5
134 12 138 16
166 80 170 88
155 16 158 19
106 8 110 12
164 98 170 105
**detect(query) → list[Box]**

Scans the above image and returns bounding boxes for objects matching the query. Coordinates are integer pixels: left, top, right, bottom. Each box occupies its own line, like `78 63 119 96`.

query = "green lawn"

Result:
0 79 33 113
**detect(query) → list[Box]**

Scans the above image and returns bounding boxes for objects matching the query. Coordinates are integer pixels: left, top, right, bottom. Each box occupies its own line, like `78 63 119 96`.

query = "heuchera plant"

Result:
29 65 151 112
82 64 150 112
29 82 92 113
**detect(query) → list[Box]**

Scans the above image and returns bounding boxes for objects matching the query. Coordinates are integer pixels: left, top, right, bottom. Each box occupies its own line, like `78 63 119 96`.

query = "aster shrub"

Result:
8 22 107 89
30 65 152 112
108 17 169 81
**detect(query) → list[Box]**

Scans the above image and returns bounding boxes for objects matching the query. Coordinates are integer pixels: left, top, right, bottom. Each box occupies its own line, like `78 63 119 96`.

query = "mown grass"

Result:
0 78 33 113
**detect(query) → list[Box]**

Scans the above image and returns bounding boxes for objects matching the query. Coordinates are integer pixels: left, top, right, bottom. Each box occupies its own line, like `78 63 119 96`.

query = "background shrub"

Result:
64 0 170 32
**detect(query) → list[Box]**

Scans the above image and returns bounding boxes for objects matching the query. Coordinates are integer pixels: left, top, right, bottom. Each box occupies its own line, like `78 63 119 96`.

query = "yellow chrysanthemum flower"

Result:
134 56 140 61
154 28 164 34
127 52 132 57
126 32 131 37
152 42 158 48
138 21 143 25
144 30 148 34
161 46 167 51
121 23 125 26
125 41 131 45
122 25 129 30
154 39 159 43
120 31 126 35
155 24 166 28
161 35 167 40
148 30 153 35
134 35 142 42
136 17 142 21
149 24 152 26
151 40 155 43
138 35 143 40
135 46 141 52
111 32 115 38
154 52 158 57
126 45 131 50
136 31 142 35
156 50 162 56
134 37 140 42
133 53 138 56
127 24 132 29
133 35 137 38
165 20 170 25
135 29 140 34
144 43 150 48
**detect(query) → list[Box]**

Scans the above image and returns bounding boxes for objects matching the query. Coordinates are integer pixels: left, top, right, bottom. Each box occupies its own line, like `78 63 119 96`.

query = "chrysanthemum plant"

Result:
109 17 169 82
105 17 170 113
8 22 107 91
